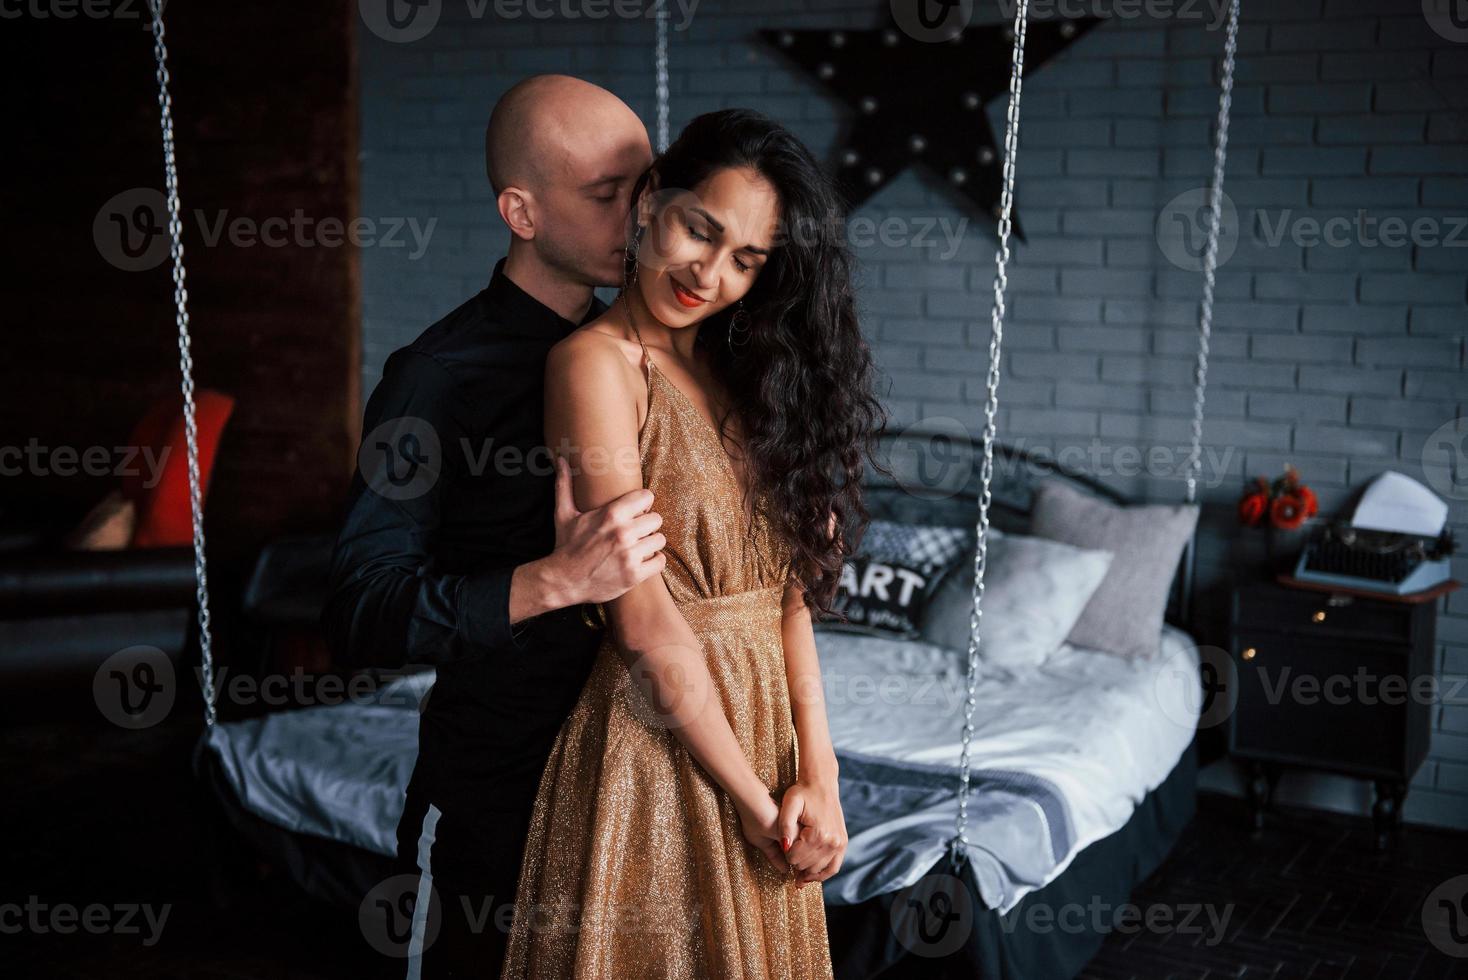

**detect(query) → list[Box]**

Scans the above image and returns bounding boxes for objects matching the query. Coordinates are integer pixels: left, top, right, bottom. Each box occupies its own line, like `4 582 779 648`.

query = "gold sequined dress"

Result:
499 329 834 979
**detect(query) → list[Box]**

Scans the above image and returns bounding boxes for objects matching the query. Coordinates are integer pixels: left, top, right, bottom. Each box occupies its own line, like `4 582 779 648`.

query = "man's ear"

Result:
497 186 535 241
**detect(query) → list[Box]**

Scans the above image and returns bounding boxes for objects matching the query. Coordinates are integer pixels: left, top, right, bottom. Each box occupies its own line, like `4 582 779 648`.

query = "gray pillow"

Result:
1030 481 1199 660
921 528 1114 669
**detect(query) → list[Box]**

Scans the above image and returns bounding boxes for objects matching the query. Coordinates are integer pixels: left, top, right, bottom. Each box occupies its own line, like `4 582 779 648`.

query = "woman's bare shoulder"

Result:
546 321 647 423
550 320 642 376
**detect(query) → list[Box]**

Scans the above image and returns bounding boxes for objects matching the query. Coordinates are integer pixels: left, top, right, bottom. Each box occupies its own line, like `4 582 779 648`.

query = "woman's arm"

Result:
777 575 848 885
545 333 790 873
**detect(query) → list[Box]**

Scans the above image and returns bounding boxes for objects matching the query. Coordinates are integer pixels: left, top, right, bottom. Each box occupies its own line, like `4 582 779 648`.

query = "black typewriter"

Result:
1294 523 1454 595
1291 470 1454 596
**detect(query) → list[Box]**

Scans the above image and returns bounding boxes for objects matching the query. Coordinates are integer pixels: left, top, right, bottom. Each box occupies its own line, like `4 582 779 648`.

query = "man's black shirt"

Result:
323 257 608 816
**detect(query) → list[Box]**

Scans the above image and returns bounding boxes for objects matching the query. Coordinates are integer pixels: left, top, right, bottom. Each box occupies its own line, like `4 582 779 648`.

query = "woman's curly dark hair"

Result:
625 108 889 615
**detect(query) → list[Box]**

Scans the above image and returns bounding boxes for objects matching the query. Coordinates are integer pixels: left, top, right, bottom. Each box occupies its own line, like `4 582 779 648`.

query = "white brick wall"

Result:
359 0 1468 829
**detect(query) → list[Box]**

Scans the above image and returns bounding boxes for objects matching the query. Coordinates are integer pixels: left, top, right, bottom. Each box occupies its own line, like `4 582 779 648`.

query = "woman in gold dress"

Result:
500 109 887 979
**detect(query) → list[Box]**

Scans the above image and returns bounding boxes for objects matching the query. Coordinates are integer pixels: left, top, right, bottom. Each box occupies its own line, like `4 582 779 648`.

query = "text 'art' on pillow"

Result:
827 519 971 638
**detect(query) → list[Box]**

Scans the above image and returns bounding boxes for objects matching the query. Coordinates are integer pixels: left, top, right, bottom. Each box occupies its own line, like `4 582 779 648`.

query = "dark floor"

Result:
4 716 1466 979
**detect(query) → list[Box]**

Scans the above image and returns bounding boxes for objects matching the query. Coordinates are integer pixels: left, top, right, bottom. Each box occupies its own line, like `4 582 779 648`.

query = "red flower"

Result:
1270 493 1308 531
1238 492 1268 527
1297 485 1318 518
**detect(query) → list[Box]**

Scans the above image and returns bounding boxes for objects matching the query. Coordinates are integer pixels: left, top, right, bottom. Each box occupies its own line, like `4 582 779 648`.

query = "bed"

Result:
198 433 1202 979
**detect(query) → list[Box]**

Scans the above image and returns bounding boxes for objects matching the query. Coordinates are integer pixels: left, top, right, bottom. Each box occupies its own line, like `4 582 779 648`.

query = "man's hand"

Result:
546 454 667 605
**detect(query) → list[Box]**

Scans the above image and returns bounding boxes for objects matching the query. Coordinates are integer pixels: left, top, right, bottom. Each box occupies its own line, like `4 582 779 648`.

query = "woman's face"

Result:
633 165 781 329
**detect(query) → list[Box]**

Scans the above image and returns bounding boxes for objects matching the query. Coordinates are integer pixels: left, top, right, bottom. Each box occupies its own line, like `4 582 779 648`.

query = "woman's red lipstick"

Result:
671 278 707 309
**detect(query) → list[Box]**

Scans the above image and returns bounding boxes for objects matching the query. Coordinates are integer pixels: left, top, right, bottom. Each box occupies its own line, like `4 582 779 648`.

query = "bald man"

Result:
323 75 657 978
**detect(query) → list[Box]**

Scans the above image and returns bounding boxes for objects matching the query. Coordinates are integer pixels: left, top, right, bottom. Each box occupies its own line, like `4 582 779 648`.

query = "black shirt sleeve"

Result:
322 349 533 670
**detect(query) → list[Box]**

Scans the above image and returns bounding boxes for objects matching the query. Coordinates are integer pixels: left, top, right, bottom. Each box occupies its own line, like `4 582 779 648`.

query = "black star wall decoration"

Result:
760 14 1102 242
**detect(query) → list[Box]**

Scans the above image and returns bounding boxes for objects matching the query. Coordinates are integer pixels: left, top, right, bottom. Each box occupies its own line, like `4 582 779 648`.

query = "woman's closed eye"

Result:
685 222 753 273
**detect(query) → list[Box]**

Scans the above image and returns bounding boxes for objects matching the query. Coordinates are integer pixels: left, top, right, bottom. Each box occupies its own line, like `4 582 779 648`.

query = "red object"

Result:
1298 485 1319 518
1270 493 1308 531
1238 492 1267 528
1237 466 1319 531
120 390 236 548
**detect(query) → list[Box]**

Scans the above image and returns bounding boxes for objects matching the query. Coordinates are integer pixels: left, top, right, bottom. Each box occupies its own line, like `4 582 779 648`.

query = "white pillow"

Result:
919 528 1114 669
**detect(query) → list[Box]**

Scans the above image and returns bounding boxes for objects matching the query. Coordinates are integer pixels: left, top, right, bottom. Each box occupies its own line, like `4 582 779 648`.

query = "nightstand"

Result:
1227 579 1452 849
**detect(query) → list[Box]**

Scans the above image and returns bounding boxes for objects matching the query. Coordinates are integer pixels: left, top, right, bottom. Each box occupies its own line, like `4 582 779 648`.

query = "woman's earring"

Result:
727 300 751 350
625 224 644 289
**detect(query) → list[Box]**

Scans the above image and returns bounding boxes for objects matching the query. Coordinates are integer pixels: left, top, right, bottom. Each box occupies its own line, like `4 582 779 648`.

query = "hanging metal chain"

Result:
654 0 670 153
949 0 1028 875
149 0 218 727
1183 0 1239 504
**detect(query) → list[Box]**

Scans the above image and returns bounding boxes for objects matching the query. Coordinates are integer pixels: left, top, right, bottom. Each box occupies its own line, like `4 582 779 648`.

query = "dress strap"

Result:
620 294 656 384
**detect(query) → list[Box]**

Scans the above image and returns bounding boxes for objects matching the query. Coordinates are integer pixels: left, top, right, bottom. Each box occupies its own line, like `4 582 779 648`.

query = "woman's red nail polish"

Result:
781 837 790 851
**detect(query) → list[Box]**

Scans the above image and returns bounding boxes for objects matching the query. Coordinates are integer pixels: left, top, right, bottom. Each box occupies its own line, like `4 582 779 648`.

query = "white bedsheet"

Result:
816 625 1200 910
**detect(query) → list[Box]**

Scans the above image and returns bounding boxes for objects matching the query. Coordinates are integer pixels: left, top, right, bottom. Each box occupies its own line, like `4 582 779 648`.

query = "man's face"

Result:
533 127 653 289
